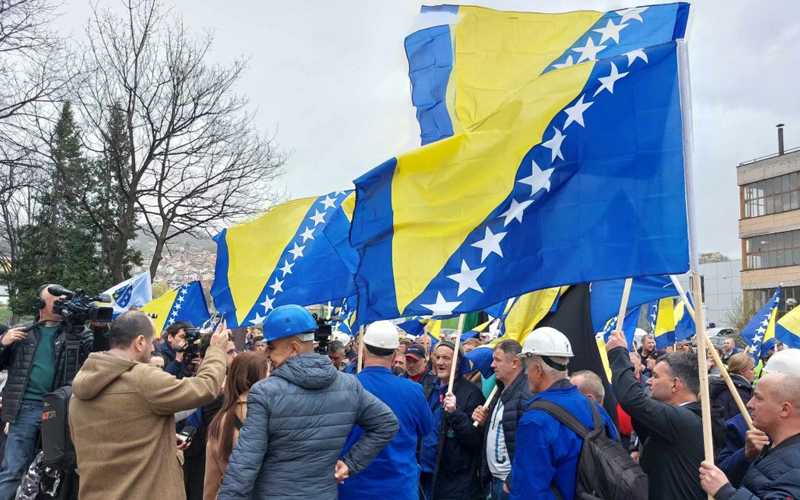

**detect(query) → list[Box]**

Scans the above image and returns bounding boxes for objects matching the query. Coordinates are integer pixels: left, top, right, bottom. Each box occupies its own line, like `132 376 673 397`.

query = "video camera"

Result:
48 286 114 326
176 327 205 370
313 314 342 354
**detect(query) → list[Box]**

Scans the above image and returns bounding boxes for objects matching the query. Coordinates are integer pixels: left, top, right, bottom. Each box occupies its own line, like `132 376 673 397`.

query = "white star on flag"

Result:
752 334 763 343
319 195 337 210
471 227 506 263
625 48 648 66
518 159 553 196
617 7 647 23
279 260 295 276
309 210 327 227
260 295 275 311
299 226 315 243
542 128 566 162
563 94 593 129
334 191 348 196
761 318 770 327
594 62 628 97
499 198 533 227
420 292 461 316
177 295 185 303
592 19 628 44
447 260 486 296
288 242 305 261
251 312 267 325
650 311 657 322
756 326 767 335
269 278 284 295
551 55 575 70
572 37 606 63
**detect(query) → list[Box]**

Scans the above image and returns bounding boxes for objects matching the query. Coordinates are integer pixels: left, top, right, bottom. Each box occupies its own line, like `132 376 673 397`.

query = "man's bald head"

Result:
770 373 800 413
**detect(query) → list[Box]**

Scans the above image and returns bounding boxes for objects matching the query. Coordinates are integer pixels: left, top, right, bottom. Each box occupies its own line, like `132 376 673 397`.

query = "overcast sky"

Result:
54 0 800 258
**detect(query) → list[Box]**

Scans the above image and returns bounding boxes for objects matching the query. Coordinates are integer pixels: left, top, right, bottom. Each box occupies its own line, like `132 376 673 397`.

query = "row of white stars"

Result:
419 32 650 316
551 7 648 70
167 285 191 325
250 192 347 324
751 297 779 348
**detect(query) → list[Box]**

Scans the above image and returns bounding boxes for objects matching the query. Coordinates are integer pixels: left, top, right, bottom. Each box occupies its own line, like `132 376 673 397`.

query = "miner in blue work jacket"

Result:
510 327 617 500
339 320 434 500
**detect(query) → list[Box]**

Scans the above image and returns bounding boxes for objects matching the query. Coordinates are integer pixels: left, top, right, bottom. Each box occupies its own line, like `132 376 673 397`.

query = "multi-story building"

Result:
738 125 800 314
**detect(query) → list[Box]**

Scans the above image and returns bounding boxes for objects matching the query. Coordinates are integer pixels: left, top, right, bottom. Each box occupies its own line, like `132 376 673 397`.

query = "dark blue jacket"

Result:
510 379 616 500
716 433 800 500
218 354 399 500
338 366 433 500
156 342 187 379
718 413 752 487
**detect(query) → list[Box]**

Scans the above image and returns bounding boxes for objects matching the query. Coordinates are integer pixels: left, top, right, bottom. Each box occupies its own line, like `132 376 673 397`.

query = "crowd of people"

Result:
0 284 799 499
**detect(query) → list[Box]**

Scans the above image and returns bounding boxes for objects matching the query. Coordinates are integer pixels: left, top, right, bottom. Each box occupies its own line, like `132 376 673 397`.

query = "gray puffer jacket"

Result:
218 353 399 500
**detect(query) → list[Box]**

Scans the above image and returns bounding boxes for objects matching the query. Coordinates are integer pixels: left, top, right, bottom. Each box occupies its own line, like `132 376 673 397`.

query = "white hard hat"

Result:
518 327 574 358
763 348 800 376
333 331 351 344
364 321 399 350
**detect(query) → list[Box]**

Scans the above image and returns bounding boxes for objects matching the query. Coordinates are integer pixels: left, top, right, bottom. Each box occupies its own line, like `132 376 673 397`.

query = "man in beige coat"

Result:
69 311 229 500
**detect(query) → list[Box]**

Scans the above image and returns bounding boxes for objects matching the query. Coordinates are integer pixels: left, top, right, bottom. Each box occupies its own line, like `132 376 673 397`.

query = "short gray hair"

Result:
571 370 605 405
530 355 569 378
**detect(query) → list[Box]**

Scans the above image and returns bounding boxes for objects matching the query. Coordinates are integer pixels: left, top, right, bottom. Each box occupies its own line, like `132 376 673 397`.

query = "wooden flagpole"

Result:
691 273 716 470
670 276 755 430
357 325 365 373
617 278 633 327
447 314 466 394
473 385 499 427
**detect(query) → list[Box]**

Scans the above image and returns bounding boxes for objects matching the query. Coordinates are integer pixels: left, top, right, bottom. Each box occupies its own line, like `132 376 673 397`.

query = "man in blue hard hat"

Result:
218 305 399 500
338 320 434 500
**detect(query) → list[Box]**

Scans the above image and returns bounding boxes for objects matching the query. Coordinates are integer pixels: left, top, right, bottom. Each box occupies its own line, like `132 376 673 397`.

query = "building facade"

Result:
674 255 742 328
738 135 800 315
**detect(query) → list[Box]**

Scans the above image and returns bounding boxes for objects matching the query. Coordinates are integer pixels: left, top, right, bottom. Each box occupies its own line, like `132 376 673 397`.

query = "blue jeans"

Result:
492 476 510 500
0 401 43 500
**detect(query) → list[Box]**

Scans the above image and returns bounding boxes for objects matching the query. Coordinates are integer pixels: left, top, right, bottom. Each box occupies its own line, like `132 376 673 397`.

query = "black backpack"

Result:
41 384 76 470
528 398 648 500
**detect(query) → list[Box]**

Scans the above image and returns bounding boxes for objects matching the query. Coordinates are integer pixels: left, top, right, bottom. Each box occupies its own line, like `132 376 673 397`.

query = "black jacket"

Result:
432 376 486 500
609 346 725 500
716 433 800 500
157 341 188 378
710 374 752 422
0 321 108 423
479 370 531 488
401 368 437 401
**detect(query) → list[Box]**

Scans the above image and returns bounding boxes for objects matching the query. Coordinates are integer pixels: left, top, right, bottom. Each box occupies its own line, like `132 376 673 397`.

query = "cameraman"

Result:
157 321 193 379
0 284 109 500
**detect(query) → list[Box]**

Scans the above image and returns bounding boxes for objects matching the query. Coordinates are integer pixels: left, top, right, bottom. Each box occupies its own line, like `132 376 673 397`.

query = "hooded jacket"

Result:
710 374 752 422
69 346 227 500
218 353 399 500
609 347 726 500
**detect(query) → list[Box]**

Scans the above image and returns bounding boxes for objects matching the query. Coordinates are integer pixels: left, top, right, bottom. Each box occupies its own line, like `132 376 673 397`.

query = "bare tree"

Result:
725 295 758 333
74 0 286 281
0 0 70 271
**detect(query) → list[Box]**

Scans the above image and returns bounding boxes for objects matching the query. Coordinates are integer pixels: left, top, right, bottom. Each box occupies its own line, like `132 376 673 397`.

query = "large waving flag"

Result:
142 282 210 335
405 4 690 144
674 294 696 342
102 271 152 317
500 287 565 341
591 276 678 334
352 40 690 323
598 306 640 349
741 287 781 359
211 191 356 327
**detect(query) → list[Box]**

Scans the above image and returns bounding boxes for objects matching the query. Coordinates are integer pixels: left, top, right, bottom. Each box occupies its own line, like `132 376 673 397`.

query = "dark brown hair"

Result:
207 352 269 461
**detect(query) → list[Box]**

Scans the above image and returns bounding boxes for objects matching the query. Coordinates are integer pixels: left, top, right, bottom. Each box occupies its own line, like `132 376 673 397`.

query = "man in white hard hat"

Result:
716 348 800 484
509 327 617 499
338 320 434 500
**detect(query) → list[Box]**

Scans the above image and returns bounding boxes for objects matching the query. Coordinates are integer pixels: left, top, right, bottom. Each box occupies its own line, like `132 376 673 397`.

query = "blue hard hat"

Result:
263 305 318 341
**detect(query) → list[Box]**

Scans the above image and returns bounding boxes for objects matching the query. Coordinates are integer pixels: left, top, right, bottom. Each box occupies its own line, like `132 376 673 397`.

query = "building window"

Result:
745 230 800 270
743 171 800 218
745 286 800 318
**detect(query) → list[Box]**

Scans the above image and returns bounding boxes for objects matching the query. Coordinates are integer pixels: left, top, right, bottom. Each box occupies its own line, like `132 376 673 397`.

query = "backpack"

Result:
41 384 76 471
528 398 648 500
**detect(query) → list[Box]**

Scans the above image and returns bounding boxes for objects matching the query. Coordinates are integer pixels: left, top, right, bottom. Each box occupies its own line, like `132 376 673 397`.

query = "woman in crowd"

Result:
204 352 270 500
709 353 755 421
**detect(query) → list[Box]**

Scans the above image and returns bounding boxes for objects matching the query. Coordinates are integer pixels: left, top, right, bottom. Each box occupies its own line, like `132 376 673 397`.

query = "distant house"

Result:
0 286 8 306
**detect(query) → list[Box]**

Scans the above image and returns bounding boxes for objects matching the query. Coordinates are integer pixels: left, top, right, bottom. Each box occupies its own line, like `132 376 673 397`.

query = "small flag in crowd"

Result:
598 306 640 349
649 298 676 350
142 281 211 335
741 287 780 360
211 191 356 327
102 271 152 317
591 276 678 335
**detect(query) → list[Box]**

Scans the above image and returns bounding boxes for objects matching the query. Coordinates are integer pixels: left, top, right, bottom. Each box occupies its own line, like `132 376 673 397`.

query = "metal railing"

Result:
738 146 800 167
